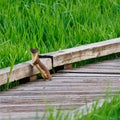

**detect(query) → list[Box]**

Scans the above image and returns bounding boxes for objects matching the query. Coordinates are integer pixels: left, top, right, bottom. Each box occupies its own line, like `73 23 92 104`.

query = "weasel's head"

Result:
30 48 38 63
30 48 38 53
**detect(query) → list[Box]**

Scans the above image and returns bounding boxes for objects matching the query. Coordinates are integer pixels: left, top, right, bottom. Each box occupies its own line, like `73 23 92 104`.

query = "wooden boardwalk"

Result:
0 58 120 120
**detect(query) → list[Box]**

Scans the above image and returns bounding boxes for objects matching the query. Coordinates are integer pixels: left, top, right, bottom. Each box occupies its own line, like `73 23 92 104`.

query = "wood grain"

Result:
0 58 52 86
45 38 120 67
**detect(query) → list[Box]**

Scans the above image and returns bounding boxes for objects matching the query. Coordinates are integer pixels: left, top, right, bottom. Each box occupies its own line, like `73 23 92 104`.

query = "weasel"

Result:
30 48 52 80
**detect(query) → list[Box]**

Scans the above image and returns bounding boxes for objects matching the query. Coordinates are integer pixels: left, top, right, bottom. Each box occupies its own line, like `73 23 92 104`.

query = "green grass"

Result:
81 96 120 120
0 0 120 69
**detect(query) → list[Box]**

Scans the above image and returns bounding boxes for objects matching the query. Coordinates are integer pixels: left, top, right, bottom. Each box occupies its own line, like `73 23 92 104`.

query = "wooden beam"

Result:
45 38 120 67
0 58 52 86
0 38 120 86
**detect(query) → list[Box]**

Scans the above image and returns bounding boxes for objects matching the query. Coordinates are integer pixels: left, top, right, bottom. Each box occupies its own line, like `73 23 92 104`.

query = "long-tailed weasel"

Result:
30 48 52 80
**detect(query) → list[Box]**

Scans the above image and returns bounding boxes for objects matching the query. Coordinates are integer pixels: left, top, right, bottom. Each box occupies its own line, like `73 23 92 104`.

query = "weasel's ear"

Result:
30 48 38 53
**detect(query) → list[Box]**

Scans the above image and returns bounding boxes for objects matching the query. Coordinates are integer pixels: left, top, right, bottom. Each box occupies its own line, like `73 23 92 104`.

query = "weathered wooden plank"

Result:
0 112 44 120
59 68 120 74
16 80 120 86
0 103 85 112
45 38 120 67
0 93 110 99
3 76 119 91
0 95 114 107
11 85 120 91
31 76 120 81
58 58 120 74
4 83 119 91
0 58 52 86
0 102 105 115
50 75 120 80
0 96 105 106
9 84 120 90
0 91 115 96
53 73 120 77
77 58 120 68
2 75 118 92
93 62 120 66
0 94 107 109
82 65 120 69
1 87 120 97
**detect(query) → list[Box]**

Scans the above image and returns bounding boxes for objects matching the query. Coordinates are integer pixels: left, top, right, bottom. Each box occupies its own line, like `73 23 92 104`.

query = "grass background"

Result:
0 0 120 69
